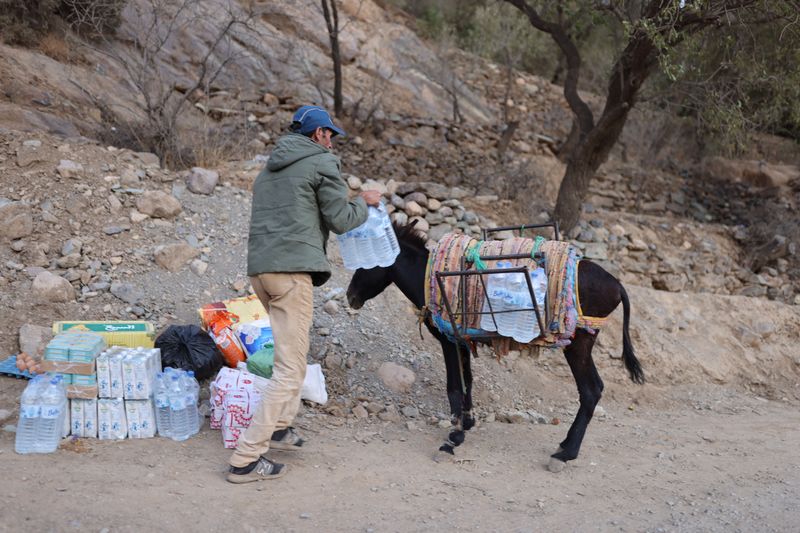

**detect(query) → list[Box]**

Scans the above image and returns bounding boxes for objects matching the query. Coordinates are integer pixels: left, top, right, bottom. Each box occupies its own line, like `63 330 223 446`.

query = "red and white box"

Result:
209 366 266 430
221 388 262 448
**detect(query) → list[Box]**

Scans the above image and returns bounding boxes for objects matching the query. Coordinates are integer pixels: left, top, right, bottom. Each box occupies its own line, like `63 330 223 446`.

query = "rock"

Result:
377 362 416 393
409 216 429 232
462 211 480 224
346 175 363 190
120 167 143 187
501 411 529 424
154 243 200 272
56 160 84 179
378 405 402 422
428 223 453 243
103 223 131 235
16 143 45 167
186 167 219 195
32 271 75 302
737 284 768 298
61 238 82 256
404 200 425 217
19 324 53 359
136 191 182 219
322 300 339 315
232 279 248 292
190 259 208 277
404 192 428 207
353 405 369 419
0 202 34 240
582 243 608 261
652 274 686 292
135 152 161 169
425 212 445 225
362 179 387 195
130 210 149 223
390 211 408 225
56 253 81 269
108 194 122 213
473 195 499 206
10 240 25 252
427 198 441 211
110 282 143 304
628 238 649 251
401 405 419 418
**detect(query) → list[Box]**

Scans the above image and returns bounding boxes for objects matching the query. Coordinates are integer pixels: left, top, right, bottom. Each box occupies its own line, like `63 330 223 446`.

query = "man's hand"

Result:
359 190 382 206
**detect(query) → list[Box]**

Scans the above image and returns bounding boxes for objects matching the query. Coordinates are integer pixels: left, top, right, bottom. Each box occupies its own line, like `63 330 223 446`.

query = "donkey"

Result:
346 222 645 466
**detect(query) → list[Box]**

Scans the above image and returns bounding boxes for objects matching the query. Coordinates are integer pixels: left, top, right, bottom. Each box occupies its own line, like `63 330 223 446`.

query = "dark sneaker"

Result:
226 457 286 484
269 427 305 452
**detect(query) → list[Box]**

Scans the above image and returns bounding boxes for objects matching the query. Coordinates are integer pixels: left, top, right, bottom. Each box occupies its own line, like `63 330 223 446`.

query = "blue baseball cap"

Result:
292 105 346 137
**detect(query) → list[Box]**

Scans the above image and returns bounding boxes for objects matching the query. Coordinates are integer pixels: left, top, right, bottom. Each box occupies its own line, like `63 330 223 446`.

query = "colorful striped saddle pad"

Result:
424 233 607 353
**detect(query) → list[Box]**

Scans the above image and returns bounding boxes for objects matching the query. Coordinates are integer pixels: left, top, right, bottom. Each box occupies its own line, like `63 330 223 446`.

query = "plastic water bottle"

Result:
497 265 527 338
154 374 172 437
37 377 67 453
182 371 200 436
15 376 44 454
337 201 399 269
481 261 510 332
168 374 190 441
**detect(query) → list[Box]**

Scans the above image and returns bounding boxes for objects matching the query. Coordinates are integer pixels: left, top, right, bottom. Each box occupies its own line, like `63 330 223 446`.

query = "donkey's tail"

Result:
620 284 645 384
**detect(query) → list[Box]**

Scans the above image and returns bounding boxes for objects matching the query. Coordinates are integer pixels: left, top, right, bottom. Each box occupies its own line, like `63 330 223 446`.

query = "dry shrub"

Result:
39 32 71 62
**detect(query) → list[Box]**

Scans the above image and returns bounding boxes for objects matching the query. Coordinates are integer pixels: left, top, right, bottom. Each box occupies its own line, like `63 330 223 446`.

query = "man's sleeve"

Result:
315 155 369 234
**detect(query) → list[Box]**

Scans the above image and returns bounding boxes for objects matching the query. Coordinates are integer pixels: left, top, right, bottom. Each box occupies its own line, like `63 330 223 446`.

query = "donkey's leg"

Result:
552 329 604 462
439 338 468 454
461 349 476 431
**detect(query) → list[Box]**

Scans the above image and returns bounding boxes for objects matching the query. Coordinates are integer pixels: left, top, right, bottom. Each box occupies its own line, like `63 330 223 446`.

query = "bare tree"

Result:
69 0 256 166
502 0 790 233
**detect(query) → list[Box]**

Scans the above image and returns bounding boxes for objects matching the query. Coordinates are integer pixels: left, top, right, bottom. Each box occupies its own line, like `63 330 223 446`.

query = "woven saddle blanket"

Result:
424 233 605 352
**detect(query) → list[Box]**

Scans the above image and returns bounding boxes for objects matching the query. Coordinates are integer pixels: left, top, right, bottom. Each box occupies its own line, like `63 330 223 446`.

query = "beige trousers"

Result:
229 272 313 467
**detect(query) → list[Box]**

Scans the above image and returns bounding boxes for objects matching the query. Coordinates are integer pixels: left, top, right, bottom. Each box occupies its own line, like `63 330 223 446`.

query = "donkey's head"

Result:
346 265 393 309
346 220 430 310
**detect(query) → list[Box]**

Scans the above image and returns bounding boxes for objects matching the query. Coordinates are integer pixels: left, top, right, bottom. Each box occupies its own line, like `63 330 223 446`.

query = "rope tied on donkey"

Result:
424 232 608 355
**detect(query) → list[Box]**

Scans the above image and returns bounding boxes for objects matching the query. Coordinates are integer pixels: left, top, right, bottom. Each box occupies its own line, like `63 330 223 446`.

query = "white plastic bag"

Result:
301 364 328 404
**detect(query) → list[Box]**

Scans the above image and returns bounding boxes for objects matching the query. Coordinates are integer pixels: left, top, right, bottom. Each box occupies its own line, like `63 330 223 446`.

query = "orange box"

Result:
40 360 95 376
67 384 98 400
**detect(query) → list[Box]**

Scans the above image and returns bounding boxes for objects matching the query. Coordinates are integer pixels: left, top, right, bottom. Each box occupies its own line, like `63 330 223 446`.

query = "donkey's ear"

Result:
408 219 419 228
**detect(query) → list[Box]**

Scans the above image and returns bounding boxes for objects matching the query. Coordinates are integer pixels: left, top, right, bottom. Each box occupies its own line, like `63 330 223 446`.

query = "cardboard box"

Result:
52 321 155 348
67 384 98 400
40 360 95 375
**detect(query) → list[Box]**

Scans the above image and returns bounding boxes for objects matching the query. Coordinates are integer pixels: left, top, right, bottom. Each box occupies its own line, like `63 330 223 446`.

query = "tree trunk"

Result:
321 0 343 117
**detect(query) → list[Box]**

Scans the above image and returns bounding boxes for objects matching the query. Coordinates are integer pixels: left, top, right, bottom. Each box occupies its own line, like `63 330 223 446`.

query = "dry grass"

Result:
39 32 72 62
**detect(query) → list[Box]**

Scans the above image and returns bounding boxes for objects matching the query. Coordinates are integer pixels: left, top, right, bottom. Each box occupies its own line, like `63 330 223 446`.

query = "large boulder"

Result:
154 243 200 272
377 362 416 393
186 167 219 195
136 191 182 218
31 271 76 302
0 201 34 240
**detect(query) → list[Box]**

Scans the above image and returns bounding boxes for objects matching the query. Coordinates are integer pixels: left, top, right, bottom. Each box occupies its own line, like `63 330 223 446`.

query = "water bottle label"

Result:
42 406 62 419
21 405 40 418
155 397 169 408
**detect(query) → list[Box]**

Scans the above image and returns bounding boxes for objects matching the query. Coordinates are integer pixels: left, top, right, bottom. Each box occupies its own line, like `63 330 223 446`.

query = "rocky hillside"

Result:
1 0 799 414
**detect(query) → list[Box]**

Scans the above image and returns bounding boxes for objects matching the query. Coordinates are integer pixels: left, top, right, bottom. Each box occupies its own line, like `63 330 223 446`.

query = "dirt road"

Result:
1 377 798 533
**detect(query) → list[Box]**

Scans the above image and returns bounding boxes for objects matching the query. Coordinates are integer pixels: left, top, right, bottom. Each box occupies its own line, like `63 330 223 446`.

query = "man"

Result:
227 105 381 483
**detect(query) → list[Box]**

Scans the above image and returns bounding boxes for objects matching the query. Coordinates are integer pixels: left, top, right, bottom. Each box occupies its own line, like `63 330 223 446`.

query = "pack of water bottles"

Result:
337 201 400 270
480 261 548 343
153 367 201 441
15 374 69 454
96 346 161 400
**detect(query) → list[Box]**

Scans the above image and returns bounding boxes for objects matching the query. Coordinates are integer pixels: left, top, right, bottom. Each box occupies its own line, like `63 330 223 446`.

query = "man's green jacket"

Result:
247 133 368 286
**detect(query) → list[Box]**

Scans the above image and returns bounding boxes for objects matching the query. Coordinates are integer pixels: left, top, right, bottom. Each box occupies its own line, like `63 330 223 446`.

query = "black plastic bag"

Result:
155 325 223 380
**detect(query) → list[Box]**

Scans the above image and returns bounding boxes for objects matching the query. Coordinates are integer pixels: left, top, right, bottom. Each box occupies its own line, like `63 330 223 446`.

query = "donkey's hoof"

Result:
547 456 567 473
433 444 455 463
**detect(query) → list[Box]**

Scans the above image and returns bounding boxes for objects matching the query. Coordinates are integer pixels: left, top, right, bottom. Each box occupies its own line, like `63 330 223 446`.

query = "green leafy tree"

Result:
503 0 799 233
